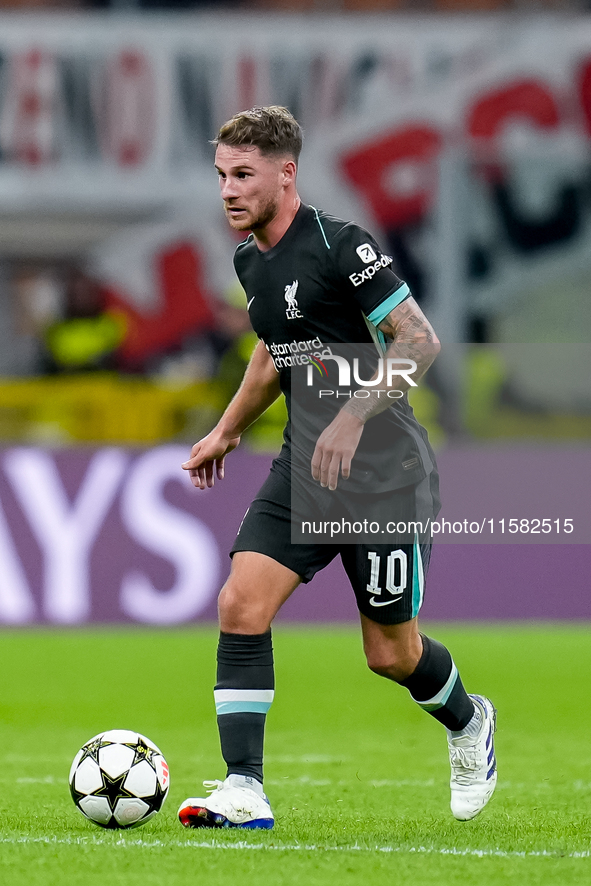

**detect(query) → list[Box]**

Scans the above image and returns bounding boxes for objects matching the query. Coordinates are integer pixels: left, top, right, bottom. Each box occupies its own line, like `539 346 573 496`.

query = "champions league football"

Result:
69 730 170 829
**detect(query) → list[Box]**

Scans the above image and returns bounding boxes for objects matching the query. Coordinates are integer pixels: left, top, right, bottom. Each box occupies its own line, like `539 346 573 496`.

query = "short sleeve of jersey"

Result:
331 223 410 326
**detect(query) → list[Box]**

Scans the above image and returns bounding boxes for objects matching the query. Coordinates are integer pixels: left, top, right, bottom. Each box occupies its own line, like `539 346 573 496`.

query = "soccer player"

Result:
178 106 496 829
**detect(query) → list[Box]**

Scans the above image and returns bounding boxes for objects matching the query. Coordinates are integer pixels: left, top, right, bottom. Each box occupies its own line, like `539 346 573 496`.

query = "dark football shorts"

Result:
230 458 440 625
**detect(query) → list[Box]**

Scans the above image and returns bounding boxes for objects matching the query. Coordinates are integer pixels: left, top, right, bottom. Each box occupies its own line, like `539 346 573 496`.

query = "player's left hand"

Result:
311 411 364 491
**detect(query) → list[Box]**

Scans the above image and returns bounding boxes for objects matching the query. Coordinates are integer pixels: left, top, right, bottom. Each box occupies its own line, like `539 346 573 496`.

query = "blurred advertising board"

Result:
0 445 589 625
1 14 591 343
0 14 589 210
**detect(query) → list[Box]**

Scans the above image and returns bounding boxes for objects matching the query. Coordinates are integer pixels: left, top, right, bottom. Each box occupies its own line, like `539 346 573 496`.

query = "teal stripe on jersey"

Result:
215 700 272 716
367 283 410 326
363 314 388 356
235 233 254 252
416 663 459 712
411 535 425 619
311 206 331 250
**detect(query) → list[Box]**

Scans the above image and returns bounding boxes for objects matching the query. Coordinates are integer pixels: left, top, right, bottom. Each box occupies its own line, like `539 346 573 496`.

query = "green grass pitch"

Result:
0 624 590 885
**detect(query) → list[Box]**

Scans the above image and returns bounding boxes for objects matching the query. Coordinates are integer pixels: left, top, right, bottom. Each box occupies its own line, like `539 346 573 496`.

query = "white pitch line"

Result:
0 835 589 859
0 778 566 792
16 777 55 784
265 756 350 764
264 778 437 787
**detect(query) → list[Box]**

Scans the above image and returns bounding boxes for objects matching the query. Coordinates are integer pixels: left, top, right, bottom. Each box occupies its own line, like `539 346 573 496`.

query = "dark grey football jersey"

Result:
233 203 435 492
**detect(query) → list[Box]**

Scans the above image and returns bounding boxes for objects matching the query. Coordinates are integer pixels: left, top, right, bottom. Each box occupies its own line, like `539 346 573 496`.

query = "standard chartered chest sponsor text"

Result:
267 337 333 369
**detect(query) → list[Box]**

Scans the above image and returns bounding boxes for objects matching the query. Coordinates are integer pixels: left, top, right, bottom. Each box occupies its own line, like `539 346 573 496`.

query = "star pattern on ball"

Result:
94 770 135 812
125 737 157 770
77 737 104 767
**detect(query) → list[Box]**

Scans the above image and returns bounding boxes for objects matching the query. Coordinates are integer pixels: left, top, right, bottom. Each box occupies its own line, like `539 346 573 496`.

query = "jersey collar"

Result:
256 202 311 261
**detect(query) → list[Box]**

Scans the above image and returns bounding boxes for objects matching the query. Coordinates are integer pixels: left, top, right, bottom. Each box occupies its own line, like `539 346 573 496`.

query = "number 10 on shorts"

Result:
367 550 408 599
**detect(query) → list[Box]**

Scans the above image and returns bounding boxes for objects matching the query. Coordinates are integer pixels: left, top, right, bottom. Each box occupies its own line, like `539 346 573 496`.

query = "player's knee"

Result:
365 647 419 682
218 583 271 634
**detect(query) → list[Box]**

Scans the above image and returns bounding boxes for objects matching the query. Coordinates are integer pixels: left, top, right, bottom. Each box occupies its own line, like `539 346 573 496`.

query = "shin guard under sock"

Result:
399 634 474 730
214 631 274 783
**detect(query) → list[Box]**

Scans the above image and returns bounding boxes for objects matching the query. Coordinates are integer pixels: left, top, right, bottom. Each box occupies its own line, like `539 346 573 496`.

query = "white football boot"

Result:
448 694 497 821
178 775 274 829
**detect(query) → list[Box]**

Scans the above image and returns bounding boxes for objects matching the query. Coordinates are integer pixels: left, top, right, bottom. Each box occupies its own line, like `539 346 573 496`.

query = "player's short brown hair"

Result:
213 106 303 163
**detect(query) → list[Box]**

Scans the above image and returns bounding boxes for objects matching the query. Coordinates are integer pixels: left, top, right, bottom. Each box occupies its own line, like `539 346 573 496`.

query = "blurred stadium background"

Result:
0 0 589 627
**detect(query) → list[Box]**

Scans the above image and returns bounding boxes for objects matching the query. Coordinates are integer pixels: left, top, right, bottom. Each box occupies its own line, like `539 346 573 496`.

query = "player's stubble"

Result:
224 191 280 233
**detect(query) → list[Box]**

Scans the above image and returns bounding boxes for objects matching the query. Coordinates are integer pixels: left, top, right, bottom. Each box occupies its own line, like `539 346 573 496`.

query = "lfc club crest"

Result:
284 280 303 319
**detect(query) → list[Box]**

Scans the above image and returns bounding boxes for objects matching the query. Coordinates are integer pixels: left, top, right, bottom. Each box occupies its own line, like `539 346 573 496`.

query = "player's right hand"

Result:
181 430 241 489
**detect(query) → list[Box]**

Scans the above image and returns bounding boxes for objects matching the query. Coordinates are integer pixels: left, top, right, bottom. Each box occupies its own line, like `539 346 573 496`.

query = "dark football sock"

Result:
399 634 475 730
214 631 274 784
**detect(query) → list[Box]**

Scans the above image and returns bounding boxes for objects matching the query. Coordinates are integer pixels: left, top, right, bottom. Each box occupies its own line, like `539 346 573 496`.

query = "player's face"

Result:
215 144 286 232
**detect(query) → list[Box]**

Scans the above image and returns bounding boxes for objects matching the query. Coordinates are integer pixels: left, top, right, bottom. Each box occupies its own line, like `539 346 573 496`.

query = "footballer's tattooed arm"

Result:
341 296 440 423
379 296 439 360
311 297 439 490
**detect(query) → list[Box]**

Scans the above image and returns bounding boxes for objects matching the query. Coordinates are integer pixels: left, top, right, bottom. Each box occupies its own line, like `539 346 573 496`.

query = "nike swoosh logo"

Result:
369 597 397 607
247 297 255 310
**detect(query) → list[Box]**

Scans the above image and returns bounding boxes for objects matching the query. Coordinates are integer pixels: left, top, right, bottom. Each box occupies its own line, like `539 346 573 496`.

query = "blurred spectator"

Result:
153 296 252 383
3 254 251 381
43 267 126 373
